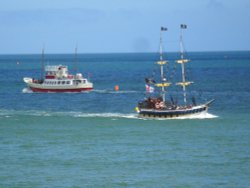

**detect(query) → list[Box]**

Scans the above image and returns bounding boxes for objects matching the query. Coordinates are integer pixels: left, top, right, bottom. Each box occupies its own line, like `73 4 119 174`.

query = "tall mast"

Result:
74 45 78 74
180 26 187 104
41 47 45 80
160 27 164 101
155 27 171 102
176 24 193 105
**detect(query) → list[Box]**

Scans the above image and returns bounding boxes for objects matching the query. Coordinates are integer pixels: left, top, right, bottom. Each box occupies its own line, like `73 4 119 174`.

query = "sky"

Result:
0 0 249 54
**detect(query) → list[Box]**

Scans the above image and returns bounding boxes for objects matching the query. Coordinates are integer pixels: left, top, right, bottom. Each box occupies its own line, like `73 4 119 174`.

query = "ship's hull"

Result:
29 86 93 92
137 105 208 118
24 78 93 93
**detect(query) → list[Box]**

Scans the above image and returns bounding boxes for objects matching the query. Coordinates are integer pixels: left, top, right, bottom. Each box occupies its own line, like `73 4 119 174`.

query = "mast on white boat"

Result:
74 45 78 75
41 47 45 80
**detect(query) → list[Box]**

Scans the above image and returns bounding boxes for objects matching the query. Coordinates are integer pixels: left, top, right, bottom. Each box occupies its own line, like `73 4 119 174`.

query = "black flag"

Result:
161 27 168 31
181 24 187 29
145 78 156 84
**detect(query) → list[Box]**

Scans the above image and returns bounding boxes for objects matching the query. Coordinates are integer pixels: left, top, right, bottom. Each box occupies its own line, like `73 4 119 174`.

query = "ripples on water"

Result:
0 52 249 187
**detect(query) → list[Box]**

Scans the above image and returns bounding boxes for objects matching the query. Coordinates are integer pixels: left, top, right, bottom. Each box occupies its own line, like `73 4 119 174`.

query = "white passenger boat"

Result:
24 65 93 92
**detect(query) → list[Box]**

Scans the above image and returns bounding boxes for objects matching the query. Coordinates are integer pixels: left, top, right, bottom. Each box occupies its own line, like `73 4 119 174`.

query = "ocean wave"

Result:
70 112 218 120
0 109 217 120
140 112 219 120
73 112 137 119
0 109 137 119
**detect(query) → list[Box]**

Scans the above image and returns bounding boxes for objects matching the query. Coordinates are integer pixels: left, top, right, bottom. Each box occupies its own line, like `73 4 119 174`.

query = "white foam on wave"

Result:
139 112 218 120
50 111 140 120
176 112 218 119
72 112 138 119
68 111 218 120
22 88 33 93
0 109 138 119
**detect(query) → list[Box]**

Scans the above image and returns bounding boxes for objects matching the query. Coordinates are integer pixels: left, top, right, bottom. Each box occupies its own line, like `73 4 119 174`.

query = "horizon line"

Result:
0 50 249 56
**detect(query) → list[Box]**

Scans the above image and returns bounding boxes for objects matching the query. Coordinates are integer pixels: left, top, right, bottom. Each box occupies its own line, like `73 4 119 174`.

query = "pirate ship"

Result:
135 25 214 118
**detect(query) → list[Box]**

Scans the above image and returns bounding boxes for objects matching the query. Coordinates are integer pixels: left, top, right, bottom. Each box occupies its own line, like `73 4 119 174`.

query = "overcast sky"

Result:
0 0 249 54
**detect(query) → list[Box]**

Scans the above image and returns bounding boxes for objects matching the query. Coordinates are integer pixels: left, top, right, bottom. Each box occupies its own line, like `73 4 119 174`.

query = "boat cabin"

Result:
45 65 69 79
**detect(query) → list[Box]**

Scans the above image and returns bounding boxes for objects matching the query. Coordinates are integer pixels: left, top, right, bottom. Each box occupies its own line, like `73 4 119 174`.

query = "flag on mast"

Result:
161 27 168 31
145 77 156 84
181 24 187 29
145 84 155 93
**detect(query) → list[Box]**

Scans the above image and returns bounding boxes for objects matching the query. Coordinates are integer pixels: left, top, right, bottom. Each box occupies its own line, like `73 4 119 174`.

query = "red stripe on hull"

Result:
30 87 93 92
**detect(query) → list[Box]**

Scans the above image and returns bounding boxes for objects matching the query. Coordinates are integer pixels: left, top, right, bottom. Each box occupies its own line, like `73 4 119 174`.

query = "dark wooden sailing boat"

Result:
135 25 214 118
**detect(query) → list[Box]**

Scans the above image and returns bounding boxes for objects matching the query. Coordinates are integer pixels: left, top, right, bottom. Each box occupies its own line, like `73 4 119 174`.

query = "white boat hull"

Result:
23 77 93 92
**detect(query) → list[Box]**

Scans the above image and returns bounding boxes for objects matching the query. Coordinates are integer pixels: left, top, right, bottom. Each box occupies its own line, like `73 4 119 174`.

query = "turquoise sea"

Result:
0 51 249 187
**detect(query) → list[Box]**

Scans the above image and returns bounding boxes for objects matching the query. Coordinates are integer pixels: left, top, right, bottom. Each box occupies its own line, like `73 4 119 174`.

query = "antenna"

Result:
74 44 78 74
41 47 45 80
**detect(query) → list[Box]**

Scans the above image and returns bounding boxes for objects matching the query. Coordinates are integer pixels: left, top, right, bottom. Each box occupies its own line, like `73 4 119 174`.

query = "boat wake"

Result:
73 112 137 119
93 89 139 94
175 112 218 119
0 109 217 120
0 109 137 119
64 112 218 120
22 88 33 93
145 112 218 120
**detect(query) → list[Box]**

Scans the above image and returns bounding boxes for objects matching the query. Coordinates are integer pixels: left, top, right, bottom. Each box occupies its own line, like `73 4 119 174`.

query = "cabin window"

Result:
62 81 65 85
82 80 86 83
66 81 70 84
73 80 81 85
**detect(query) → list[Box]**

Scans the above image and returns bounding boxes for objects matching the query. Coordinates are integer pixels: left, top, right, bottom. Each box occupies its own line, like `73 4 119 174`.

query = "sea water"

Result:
0 52 249 187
